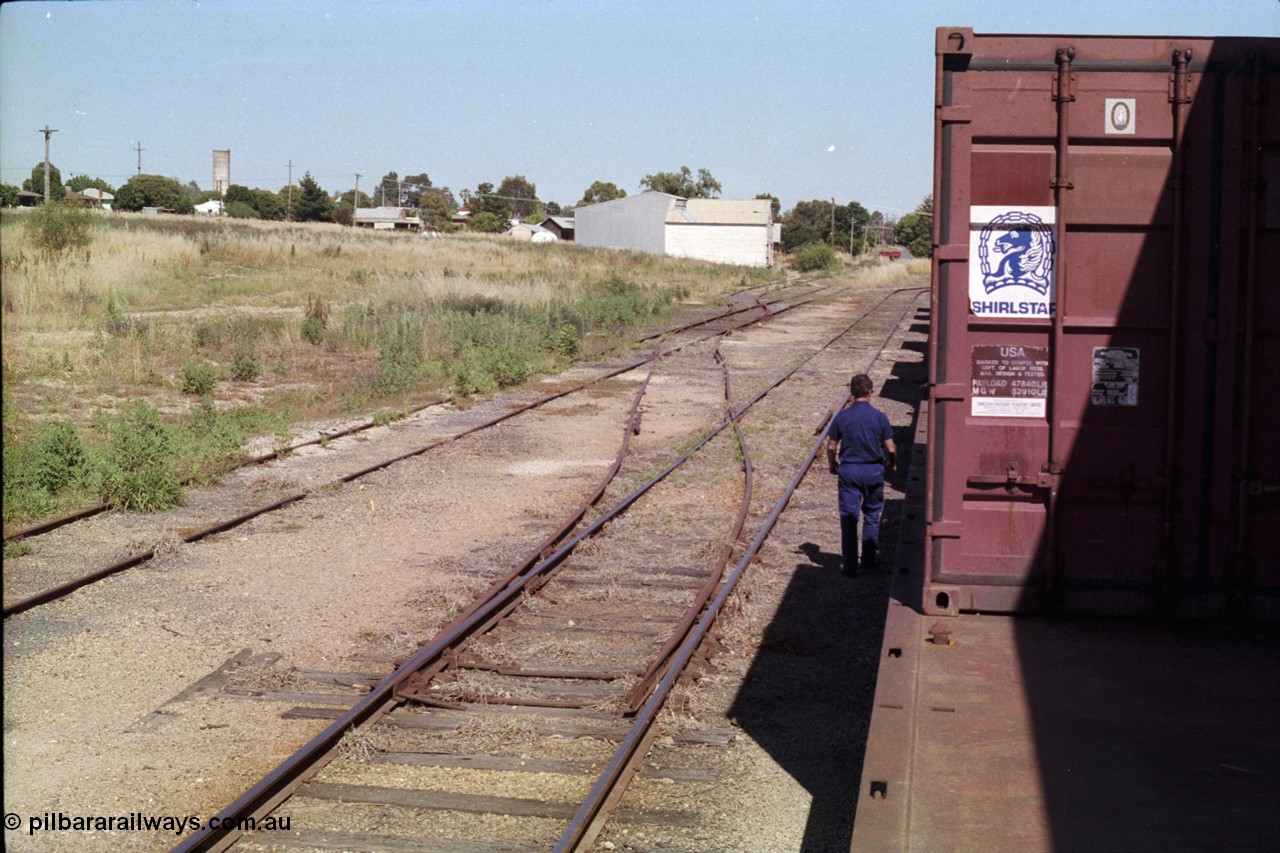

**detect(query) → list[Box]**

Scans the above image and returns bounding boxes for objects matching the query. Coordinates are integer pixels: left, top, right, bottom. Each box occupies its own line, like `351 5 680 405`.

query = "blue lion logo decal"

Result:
978 212 1055 295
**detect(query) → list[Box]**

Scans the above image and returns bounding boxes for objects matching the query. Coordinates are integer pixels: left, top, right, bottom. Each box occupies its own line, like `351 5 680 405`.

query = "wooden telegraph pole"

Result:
38 125 58 202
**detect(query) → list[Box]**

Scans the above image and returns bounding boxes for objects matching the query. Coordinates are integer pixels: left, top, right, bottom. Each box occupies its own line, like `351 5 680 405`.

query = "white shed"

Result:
507 223 558 243
575 192 773 267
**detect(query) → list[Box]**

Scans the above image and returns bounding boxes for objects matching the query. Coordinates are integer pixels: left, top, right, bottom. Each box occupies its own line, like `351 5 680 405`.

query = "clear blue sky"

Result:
2 0 1276 216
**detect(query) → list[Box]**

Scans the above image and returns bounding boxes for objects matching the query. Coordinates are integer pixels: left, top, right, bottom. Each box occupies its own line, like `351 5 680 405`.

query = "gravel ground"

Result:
2 273 928 852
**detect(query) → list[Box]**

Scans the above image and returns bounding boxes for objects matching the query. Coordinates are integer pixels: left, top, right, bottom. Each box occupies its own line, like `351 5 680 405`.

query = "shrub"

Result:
180 361 218 395
173 397 247 485
33 421 87 494
549 322 581 359
793 241 839 272
26 201 94 256
301 294 328 345
102 296 141 338
373 311 425 394
100 400 183 511
231 346 262 381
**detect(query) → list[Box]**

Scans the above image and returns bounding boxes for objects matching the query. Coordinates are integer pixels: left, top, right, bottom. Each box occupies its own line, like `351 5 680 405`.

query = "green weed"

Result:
180 361 218 395
100 400 183 512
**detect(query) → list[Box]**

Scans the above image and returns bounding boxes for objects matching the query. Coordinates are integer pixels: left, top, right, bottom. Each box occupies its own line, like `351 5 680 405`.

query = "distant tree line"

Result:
1 160 932 257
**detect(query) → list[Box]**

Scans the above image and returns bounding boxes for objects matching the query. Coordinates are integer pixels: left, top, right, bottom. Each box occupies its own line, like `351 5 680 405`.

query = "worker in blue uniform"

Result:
826 373 896 575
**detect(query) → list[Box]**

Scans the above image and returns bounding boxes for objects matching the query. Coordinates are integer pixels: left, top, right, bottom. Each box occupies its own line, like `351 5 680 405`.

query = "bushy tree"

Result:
781 199 834 252
640 166 721 198
251 189 285 220
468 211 506 233
67 175 115 194
780 198 870 253
401 172 433 208
114 174 194 213
497 175 539 219
578 180 626 206
0 184 18 208
375 171 400 207
894 195 933 258
837 200 871 253
224 184 255 205
421 185 457 213
419 192 451 227
225 200 260 219
467 182 511 222
544 201 563 216
293 172 335 222
23 162 65 201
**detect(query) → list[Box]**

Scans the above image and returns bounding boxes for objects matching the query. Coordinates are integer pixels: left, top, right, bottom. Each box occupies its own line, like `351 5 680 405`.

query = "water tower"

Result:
212 149 230 198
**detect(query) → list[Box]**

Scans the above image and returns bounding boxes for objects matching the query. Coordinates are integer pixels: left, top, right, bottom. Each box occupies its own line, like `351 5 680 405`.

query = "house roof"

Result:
543 216 575 229
356 206 419 223
669 198 772 226
577 191 772 226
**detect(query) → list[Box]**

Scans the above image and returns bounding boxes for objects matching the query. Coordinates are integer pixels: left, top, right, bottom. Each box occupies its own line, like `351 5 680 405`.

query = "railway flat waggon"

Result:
855 28 1280 851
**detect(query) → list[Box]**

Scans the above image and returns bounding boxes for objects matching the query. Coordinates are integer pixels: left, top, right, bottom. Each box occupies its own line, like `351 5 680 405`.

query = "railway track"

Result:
169 286 925 853
2 279 843 546
3 279 847 619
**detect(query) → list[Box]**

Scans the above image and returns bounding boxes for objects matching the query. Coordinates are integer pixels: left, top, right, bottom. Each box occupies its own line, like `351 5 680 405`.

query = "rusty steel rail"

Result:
5 286 846 619
623 347 753 712
4 281 828 545
559 288 927 852
171 287 923 853
400 346 755 712
2 396 452 544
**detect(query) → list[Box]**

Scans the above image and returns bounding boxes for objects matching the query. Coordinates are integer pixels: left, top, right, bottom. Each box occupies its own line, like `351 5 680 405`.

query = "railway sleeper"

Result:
365 750 719 782
291 780 701 826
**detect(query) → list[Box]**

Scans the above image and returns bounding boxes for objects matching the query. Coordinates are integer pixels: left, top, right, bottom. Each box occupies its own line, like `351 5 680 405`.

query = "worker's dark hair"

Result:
850 373 874 398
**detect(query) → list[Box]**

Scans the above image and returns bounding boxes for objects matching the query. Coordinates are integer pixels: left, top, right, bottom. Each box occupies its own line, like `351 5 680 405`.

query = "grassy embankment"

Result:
2 207 787 531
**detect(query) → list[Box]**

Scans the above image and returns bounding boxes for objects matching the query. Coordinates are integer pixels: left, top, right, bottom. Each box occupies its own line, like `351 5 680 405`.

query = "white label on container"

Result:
1105 98 1137 134
971 345 1049 418
969 206 1056 319
1091 346 1139 406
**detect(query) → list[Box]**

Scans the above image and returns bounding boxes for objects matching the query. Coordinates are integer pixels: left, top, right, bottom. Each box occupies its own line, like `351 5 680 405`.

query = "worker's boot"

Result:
861 540 878 573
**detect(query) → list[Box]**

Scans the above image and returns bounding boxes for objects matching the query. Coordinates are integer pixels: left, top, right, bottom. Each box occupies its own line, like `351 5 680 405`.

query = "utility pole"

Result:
286 160 293 221
353 173 362 227
829 197 837 248
134 141 144 176
38 125 57 203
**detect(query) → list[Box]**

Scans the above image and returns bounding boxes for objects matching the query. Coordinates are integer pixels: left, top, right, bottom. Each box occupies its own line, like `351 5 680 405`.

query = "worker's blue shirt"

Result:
827 401 892 465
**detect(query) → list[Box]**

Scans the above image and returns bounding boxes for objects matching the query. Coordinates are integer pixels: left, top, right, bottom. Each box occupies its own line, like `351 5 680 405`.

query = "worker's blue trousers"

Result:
837 462 885 574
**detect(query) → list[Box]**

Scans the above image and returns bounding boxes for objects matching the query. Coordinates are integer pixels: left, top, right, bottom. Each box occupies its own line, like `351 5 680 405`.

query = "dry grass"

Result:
444 715 542 751
406 571 489 632
335 723 394 762
357 628 423 658
430 670 540 704
1 208 776 449
226 663 308 692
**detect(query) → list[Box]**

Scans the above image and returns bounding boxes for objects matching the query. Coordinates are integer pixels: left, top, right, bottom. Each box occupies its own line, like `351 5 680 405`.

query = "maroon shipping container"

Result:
926 29 1280 617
